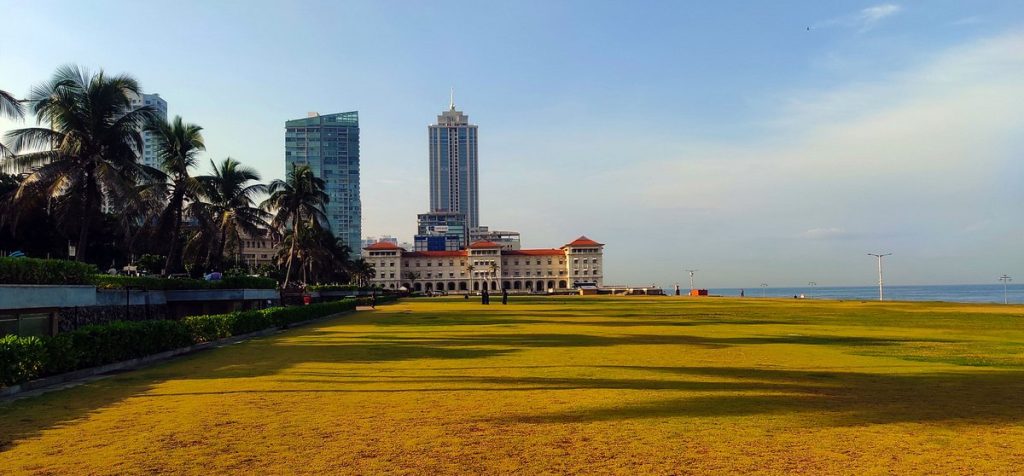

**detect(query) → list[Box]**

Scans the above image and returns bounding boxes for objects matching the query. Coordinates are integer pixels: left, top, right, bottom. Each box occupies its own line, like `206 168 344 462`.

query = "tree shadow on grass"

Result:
492 366 1024 427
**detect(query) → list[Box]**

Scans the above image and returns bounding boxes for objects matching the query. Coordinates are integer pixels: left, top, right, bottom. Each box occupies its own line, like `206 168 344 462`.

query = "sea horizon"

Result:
663 283 1024 304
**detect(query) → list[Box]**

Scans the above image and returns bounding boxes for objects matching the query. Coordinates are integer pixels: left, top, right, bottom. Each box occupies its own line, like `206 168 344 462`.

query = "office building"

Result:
428 94 479 229
285 112 361 253
414 211 468 251
469 226 521 250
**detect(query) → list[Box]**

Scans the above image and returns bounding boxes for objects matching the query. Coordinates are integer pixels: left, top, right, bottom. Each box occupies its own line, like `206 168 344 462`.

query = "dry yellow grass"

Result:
3 296 1024 474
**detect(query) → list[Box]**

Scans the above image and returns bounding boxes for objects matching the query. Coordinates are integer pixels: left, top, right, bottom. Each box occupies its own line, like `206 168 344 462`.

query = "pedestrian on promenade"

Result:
482 288 490 305
502 288 508 305
371 290 376 309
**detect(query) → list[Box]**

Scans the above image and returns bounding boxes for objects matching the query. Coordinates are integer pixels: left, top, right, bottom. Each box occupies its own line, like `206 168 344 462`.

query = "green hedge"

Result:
0 335 46 386
92 275 277 290
0 298 371 388
0 257 98 285
308 284 360 292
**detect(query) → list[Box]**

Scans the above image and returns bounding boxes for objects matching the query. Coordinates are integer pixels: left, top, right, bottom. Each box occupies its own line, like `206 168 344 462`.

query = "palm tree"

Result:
146 116 205 275
350 258 376 287
0 88 25 159
3 65 155 262
196 158 269 270
262 164 328 286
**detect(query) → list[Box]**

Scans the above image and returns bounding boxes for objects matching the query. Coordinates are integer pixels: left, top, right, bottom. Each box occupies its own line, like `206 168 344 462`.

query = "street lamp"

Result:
808 281 817 298
867 253 892 301
685 269 698 291
760 283 768 298
999 275 1012 305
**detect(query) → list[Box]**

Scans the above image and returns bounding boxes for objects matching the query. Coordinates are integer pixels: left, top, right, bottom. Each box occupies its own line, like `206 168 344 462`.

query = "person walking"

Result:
371 290 376 309
502 288 508 305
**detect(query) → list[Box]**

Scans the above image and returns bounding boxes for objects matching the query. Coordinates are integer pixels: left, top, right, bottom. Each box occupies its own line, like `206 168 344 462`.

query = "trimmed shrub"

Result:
0 335 47 386
308 284 360 292
64 320 193 369
183 314 233 343
0 297 375 389
92 275 277 290
0 257 97 285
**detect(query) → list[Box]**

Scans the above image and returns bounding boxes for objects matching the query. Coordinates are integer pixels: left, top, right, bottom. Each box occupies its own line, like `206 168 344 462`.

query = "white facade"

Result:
363 236 604 293
128 93 168 168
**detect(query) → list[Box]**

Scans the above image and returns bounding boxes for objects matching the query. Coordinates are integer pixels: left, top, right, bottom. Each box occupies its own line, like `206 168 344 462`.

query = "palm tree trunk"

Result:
163 191 184 275
76 173 97 263
283 214 298 286
214 222 228 270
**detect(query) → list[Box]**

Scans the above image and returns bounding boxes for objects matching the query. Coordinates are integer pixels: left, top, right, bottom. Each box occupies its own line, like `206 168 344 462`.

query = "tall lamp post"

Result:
999 275 1013 305
685 269 698 291
760 283 768 298
867 253 892 301
808 281 817 298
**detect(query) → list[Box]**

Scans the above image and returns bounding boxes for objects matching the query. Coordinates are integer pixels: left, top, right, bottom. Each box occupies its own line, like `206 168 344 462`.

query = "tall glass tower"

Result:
285 111 361 253
428 94 479 229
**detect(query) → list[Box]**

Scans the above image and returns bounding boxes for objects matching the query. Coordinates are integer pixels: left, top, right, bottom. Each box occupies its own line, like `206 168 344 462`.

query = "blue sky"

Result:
2 1 1022 287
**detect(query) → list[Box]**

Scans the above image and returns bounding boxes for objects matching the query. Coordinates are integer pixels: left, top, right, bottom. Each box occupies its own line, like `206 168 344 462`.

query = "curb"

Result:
0 309 356 402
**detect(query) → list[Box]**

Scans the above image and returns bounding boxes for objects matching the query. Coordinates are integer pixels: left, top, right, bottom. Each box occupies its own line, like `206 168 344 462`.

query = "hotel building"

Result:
363 236 604 293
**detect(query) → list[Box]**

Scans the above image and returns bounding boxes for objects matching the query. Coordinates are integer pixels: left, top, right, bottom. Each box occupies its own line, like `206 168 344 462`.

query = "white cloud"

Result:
800 228 853 240
814 3 903 32
860 4 903 26
582 30 1024 285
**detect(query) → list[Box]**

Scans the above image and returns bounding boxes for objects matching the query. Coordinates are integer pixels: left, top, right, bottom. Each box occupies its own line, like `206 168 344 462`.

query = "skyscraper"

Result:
285 111 361 252
428 93 479 229
129 93 167 168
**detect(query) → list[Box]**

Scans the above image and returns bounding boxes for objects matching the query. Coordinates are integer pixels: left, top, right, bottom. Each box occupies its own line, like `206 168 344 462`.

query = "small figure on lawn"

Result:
502 288 508 305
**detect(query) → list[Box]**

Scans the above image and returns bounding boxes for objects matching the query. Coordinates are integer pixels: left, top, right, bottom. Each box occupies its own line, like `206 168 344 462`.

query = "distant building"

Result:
363 235 604 293
428 94 479 229
415 211 468 251
285 112 361 253
236 231 280 268
469 226 521 250
129 93 167 168
362 236 398 250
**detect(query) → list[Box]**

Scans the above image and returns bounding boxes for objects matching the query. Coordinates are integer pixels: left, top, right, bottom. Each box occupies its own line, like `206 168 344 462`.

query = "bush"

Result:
64 320 193 369
183 314 233 343
308 284 360 292
0 297 373 389
0 257 98 285
265 299 359 327
92 275 277 290
0 335 47 386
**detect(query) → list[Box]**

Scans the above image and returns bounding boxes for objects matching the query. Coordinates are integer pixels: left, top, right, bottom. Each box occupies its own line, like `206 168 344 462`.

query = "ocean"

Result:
673 284 1024 304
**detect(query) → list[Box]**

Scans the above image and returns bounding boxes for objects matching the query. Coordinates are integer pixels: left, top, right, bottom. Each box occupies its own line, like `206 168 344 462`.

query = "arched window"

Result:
447 282 456 291
558 280 567 289
458 282 467 291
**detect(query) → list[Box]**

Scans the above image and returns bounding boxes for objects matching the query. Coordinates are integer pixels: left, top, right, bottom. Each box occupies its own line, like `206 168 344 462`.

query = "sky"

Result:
1 1 1022 288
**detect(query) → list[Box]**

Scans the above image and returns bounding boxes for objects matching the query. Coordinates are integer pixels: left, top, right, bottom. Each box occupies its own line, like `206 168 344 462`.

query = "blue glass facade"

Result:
285 112 361 254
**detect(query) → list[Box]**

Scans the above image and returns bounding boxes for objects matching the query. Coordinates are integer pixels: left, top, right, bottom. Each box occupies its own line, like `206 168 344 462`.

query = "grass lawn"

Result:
3 296 1024 474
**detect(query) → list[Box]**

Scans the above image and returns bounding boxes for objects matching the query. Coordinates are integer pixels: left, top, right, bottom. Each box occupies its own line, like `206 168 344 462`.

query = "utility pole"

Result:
685 269 698 291
867 253 892 301
999 275 1012 305
760 283 768 298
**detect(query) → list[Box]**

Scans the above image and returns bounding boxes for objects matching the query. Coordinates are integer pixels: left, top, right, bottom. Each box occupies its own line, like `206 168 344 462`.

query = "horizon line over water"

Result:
676 284 1024 304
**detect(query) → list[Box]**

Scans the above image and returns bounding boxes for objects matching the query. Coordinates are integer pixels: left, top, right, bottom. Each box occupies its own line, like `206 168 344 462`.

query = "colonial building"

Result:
363 236 604 293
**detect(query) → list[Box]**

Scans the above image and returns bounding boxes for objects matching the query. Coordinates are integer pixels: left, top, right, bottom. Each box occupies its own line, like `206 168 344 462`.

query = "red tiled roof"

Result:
363 241 401 250
563 236 603 247
404 250 467 258
468 240 501 249
505 249 564 256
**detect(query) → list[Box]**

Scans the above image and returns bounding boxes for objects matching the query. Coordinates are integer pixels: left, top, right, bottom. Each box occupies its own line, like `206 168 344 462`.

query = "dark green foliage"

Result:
92 275 277 290
0 298 373 388
64 320 193 369
0 257 98 285
0 335 46 386
308 284 360 292
183 314 233 343
135 254 165 275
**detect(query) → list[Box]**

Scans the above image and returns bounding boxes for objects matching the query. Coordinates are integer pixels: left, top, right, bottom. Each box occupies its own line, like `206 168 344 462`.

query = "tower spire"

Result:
449 87 455 111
